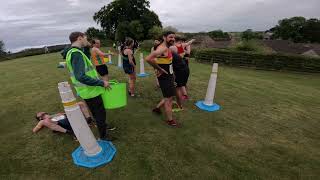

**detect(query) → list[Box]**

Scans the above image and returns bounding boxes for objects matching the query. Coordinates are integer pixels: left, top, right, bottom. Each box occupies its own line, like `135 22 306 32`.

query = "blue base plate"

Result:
72 140 117 168
195 101 220 112
137 73 149 77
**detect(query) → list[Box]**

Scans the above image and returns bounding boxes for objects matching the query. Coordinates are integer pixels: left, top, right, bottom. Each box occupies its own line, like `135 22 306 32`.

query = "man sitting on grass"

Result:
33 102 93 136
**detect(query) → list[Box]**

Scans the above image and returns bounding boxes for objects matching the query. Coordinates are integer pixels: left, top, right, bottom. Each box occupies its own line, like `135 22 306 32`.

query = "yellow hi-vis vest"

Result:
66 48 104 99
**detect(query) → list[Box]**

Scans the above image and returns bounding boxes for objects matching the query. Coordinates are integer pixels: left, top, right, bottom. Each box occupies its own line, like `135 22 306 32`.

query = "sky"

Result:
0 0 319 52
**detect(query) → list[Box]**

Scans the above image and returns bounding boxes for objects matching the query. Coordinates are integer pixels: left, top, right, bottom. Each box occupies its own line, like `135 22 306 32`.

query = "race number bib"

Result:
169 64 173 74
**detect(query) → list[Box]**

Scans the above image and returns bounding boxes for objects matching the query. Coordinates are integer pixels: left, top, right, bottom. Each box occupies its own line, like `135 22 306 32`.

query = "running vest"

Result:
91 48 107 66
176 44 185 58
66 48 104 99
156 48 173 65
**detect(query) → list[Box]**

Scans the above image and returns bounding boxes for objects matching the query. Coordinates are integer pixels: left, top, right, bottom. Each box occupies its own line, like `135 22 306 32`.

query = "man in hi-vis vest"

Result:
65 32 116 141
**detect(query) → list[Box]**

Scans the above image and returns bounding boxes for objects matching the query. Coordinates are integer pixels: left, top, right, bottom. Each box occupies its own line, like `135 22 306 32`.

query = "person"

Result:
121 38 137 97
91 39 112 81
146 31 180 127
175 37 195 100
33 102 93 135
151 51 186 113
65 31 116 141
151 39 161 88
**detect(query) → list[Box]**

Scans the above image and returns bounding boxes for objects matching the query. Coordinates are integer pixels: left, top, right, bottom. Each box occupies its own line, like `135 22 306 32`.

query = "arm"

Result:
145 47 168 74
71 52 104 87
96 48 112 57
126 50 135 66
170 46 178 54
182 39 196 48
33 121 44 133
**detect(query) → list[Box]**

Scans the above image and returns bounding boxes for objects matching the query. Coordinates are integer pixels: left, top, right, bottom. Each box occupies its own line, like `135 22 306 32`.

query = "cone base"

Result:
137 73 149 77
72 140 117 168
195 101 220 112
108 62 113 65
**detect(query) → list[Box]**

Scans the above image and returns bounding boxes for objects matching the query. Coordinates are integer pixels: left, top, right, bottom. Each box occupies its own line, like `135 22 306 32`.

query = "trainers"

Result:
166 119 181 127
152 107 162 115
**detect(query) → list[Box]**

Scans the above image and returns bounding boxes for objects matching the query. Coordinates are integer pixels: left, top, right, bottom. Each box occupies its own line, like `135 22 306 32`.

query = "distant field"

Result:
0 50 319 179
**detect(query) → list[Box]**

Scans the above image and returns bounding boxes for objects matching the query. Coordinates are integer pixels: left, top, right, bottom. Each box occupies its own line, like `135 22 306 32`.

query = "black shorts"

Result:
57 118 73 131
123 59 136 75
96 64 109 76
157 74 175 98
175 68 190 87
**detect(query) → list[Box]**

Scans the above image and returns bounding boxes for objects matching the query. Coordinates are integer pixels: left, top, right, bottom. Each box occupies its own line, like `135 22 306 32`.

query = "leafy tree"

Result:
115 21 130 42
302 18 320 43
270 17 307 42
208 30 230 40
93 0 162 40
85 27 106 40
128 20 144 40
241 29 263 41
163 26 178 33
148 26 163 39
0 40 6 56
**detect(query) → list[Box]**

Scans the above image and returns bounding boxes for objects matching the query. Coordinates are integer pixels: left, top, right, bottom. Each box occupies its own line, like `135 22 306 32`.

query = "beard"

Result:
167 40 175 46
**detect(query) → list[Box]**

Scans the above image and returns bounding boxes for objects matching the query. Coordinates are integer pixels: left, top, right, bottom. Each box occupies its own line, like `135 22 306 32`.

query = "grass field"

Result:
0 50 319 179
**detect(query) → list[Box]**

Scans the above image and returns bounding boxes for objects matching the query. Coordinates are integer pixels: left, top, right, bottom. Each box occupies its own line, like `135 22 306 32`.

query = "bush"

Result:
193 48 320 72
140 40 154 52
232 40 263 52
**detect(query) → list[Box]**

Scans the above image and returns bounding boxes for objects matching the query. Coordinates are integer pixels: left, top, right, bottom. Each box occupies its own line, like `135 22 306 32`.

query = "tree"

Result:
85 27 107 40
93 0 162 40
148 26 163 39
128 20 144 40
0 40 6 57
270 17 307 42
115 21 130 42
163 26 178 33
302 18 320 43
241 29 263 41
208 30 230 40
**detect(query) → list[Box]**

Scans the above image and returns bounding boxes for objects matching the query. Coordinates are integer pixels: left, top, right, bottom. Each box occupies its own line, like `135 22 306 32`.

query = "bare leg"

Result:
164 97 173 121
175 87 183 109
156 99 165 109
129 73 136 95
182 86 188 96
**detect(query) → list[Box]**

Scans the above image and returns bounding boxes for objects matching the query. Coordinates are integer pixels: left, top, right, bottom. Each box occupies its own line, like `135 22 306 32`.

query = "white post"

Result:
108 54 112 64
203 63 218 106
139 53 145 74
58 82 102 156
118 54 122 67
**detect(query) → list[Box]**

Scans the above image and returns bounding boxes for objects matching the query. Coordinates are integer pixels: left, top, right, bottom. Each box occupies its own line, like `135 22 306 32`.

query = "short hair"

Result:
91 39 99 44
162 31 175 37
69 32 85 43
124 37 134 47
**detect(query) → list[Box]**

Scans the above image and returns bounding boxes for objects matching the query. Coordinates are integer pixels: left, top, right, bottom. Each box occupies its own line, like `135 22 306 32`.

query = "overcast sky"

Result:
0 0 319 52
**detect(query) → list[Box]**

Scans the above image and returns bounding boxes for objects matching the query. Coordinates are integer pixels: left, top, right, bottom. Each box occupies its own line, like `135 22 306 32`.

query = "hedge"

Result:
192 48 320 73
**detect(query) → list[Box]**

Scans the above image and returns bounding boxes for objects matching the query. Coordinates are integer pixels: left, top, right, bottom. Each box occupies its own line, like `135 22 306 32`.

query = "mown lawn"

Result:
0 51 319 179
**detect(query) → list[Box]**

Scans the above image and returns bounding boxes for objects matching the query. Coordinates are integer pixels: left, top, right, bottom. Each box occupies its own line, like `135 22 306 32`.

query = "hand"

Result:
103 81 112 90
156 68 168 77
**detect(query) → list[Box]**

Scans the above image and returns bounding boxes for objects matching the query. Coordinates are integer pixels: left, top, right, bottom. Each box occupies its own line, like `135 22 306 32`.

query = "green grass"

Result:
0 51 320 179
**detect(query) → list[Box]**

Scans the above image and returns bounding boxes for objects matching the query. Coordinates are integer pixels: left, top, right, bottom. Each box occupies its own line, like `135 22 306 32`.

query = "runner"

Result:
91 39 112 81
121 38 137 97
175 37 195 100
146 31 180 127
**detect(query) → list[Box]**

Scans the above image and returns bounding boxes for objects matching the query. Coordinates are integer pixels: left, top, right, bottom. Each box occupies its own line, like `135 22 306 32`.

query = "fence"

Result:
192 48 320 73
